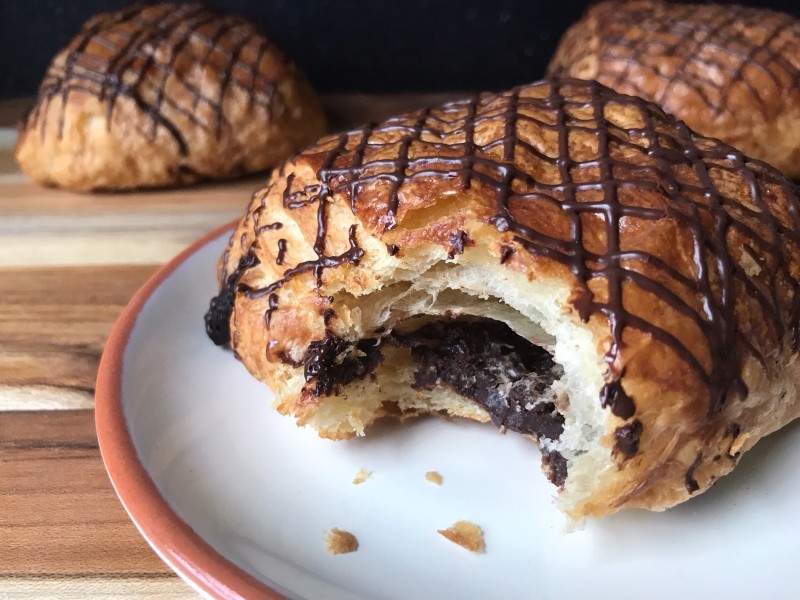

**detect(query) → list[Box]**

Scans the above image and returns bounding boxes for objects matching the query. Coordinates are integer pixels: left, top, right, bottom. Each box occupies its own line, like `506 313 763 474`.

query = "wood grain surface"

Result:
0 92 457 599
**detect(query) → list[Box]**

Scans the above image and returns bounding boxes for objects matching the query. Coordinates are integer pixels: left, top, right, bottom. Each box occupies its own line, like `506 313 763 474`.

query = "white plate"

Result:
97 225 800 599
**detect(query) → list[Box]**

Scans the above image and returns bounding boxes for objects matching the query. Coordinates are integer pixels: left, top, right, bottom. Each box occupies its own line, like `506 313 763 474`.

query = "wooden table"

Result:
0 93 457 599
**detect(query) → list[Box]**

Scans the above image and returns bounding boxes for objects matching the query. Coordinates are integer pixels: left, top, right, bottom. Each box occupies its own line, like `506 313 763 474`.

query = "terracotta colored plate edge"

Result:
95 221 285 600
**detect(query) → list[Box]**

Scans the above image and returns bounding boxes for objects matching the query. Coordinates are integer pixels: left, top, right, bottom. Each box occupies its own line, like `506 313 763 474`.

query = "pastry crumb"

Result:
325 528 359 555
438 520 485 553
352 469 372 485
425 470 443 485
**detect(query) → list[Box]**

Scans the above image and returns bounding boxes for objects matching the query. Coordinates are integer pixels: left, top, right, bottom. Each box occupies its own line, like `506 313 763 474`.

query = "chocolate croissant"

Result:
15 3 326 191
548 0 800 179
206 78 800 519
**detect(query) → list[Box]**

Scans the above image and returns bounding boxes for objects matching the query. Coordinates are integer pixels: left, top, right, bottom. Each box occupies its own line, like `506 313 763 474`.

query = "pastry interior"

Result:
313 314 570 485
281 250 610 502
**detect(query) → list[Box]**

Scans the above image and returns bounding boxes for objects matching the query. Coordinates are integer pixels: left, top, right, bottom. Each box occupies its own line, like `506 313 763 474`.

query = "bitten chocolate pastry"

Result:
548 0 800 179
206 78 800 519
15 3 326 191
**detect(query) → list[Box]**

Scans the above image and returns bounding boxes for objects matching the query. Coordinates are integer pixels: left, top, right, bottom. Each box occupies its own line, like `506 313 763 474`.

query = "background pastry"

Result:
548 0 800 179
205 78 800 519
15 3 326 192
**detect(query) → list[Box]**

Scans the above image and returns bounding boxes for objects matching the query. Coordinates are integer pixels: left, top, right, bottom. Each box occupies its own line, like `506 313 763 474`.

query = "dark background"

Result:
2 0 799 99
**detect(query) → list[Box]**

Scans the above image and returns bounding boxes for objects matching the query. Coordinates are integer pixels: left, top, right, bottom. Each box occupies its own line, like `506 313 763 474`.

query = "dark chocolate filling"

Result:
400 319 567 487
398 320 564 440
205 250 260 346
303 336 383 396
402 320 568 488
542 448 569 489
299 317 569 487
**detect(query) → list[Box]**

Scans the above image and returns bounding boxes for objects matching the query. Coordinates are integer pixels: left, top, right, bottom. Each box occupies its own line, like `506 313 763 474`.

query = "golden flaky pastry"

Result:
548 0 800 179
205 78 800 520
15 3 325 191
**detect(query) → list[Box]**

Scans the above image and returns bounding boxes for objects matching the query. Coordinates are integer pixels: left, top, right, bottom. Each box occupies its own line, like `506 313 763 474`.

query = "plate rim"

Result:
95 221 282 600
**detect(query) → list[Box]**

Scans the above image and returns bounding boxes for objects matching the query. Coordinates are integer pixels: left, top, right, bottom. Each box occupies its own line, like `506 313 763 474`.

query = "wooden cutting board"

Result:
0 129 256 599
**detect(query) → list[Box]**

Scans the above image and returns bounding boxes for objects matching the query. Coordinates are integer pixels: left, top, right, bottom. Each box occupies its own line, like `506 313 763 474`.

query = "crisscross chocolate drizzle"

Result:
209 78 800 418
23 3 281 154
550 1 800 119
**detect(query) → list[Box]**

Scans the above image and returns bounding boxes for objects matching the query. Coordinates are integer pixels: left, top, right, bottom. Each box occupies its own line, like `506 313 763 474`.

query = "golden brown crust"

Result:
425 471 444 486
15 3 326 191
325 528 359 555
437 521 485 553
352 469 372 485
548 0 800 178
209 78 800 517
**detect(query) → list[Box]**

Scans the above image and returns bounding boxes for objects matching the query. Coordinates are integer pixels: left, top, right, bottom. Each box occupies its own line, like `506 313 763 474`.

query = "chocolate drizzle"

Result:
25 3 281 155
275 239 287 265
600 381 636 419
685 453 703 493
214 77 800 421
614 419 643 458
499 245 515 264
239 224 364 301
447 230 470 259
258 222 283 233
264 293 279 326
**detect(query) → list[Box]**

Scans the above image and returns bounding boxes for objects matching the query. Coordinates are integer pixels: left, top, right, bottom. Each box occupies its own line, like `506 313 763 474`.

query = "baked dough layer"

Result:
549 0 800 178
15 3 326 191
208 78 800 519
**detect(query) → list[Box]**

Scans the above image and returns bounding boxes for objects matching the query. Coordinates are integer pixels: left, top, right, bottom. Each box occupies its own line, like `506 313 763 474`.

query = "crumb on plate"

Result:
425 470 443 485
352 469 372 485
437 520 485 553
325 528 359 555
